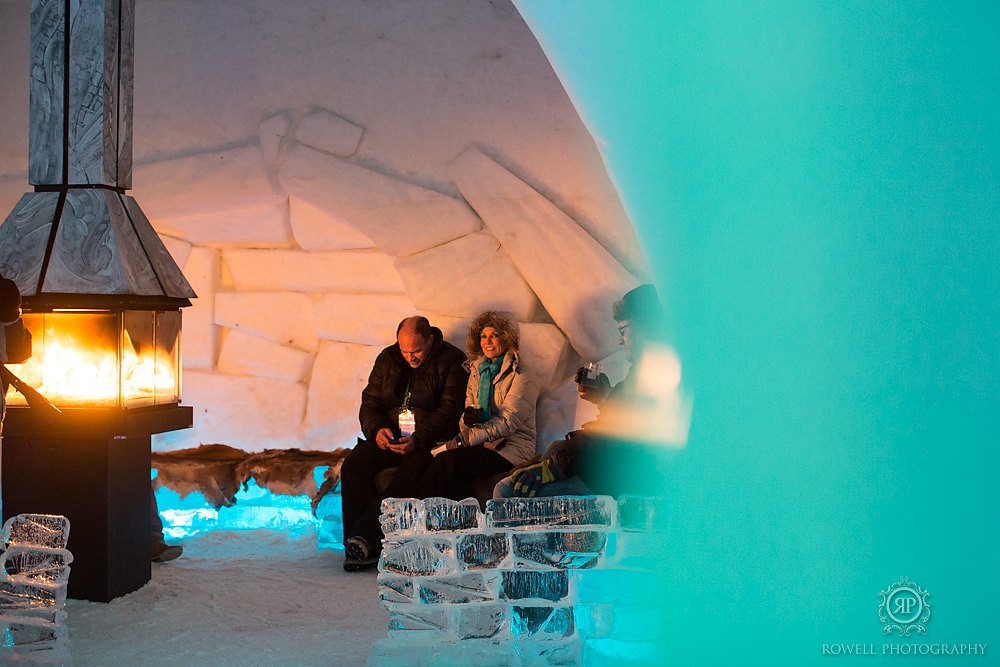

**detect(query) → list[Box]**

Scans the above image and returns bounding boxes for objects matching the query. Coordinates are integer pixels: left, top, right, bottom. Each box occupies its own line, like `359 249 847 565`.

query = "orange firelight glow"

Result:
4 326 176 407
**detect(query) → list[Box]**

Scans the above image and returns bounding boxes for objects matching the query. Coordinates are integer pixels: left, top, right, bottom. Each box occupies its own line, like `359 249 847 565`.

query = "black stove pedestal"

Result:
1 405 192 602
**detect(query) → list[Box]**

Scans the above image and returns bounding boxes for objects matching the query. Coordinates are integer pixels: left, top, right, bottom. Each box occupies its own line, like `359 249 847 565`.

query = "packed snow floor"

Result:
64 529 387 667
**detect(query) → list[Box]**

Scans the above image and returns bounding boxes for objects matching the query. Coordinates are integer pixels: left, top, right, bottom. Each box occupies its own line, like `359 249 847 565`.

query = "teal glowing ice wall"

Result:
516 1 1000 664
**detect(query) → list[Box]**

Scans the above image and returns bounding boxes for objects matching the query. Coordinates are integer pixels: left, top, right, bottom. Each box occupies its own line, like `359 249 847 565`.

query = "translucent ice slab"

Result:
616 495 669 533
380 498 425 538
455 603 507 640
377 573 414 606
0 581 64 612
511 531 607 569
418 572 500 604
0 547 73 585
486 497 615 529
315 492 343 551
0 614 67 646
456 532 510 569
511 606 574 640
499 570 569 603
1 515 70 551
423 498 481 532
380 538 457 577
387 605 452 638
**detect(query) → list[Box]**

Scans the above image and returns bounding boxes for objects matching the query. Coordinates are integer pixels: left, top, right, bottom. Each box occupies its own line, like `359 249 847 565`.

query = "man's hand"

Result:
386 435 415 455
574 367 611 405
510 458 565 497
375 427 394 450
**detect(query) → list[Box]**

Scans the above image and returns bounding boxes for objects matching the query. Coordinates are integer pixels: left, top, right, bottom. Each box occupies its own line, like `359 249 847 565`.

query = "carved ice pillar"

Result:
30 0 134 188
0 0 192 303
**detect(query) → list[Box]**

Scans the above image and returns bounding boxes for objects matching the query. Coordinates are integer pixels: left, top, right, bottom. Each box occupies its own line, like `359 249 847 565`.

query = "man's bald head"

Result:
397 316 434 368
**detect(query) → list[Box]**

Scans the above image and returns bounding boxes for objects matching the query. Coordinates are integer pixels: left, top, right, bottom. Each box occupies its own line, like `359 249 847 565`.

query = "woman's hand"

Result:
483 438 506 451
462 407 482 427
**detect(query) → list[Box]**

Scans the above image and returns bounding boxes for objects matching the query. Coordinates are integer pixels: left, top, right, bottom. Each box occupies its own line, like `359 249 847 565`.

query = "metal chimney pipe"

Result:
0 0 194 309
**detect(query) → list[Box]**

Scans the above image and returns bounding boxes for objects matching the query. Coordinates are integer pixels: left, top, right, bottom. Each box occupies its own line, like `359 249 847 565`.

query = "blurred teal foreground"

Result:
516 1 999 664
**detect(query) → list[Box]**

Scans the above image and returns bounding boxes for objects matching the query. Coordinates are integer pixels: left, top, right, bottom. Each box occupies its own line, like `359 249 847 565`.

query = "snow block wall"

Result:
370 495 668 667
0 0 651 454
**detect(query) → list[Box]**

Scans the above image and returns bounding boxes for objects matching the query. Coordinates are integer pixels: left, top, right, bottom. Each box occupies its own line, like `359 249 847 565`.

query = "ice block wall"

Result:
0 514 73 663
0 0 657 457
371 495 668 667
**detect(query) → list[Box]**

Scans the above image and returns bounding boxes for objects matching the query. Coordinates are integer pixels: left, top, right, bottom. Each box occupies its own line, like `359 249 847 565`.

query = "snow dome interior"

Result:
0 0 664 464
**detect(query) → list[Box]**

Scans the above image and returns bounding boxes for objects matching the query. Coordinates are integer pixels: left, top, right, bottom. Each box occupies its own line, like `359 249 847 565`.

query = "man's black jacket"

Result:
359 326 468 451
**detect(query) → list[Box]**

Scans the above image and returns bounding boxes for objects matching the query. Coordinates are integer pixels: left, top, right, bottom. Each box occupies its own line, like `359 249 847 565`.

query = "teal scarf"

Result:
476 353 505 421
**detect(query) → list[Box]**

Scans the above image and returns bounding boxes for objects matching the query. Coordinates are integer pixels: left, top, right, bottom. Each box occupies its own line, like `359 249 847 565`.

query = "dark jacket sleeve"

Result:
2 320 31 364
358 348 395 443
411 351 468 450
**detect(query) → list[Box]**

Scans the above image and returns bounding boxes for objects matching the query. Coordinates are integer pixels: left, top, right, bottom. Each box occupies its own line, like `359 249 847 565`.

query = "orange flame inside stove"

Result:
5 326 177 408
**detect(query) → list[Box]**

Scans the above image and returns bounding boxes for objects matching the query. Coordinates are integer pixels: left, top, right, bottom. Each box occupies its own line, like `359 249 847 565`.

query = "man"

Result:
500 284 678 498
0 276 31 421
340 316 468 570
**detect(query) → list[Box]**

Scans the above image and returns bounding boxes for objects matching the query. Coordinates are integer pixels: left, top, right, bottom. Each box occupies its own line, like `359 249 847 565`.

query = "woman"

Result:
409 311 537 502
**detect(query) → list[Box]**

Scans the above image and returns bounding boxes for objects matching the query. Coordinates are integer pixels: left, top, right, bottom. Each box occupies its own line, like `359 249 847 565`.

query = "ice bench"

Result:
370 495 668 667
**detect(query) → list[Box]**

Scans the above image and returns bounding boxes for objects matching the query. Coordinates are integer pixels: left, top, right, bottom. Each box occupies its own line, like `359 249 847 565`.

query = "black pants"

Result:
409 446 512 501
340 439 435 548
151 484 164 542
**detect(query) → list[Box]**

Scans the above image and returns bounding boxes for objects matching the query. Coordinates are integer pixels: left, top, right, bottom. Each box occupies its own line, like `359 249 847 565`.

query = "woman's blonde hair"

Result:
466 311 519 358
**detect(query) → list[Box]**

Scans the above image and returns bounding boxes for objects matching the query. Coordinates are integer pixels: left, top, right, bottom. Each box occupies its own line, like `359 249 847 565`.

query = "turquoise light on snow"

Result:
152 466 332 541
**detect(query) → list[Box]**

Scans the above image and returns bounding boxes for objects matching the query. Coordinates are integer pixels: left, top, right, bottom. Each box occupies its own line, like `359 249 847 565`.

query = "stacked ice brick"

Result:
372 495 668 667
0 514 72 663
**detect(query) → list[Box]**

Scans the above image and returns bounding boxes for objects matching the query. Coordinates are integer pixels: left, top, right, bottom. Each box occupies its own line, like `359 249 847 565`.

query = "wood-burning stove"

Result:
7 306 182 410
0 0 195 601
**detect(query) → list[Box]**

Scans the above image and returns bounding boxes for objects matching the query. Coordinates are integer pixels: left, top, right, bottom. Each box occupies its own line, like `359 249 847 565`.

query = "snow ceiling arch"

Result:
0 0 650 453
